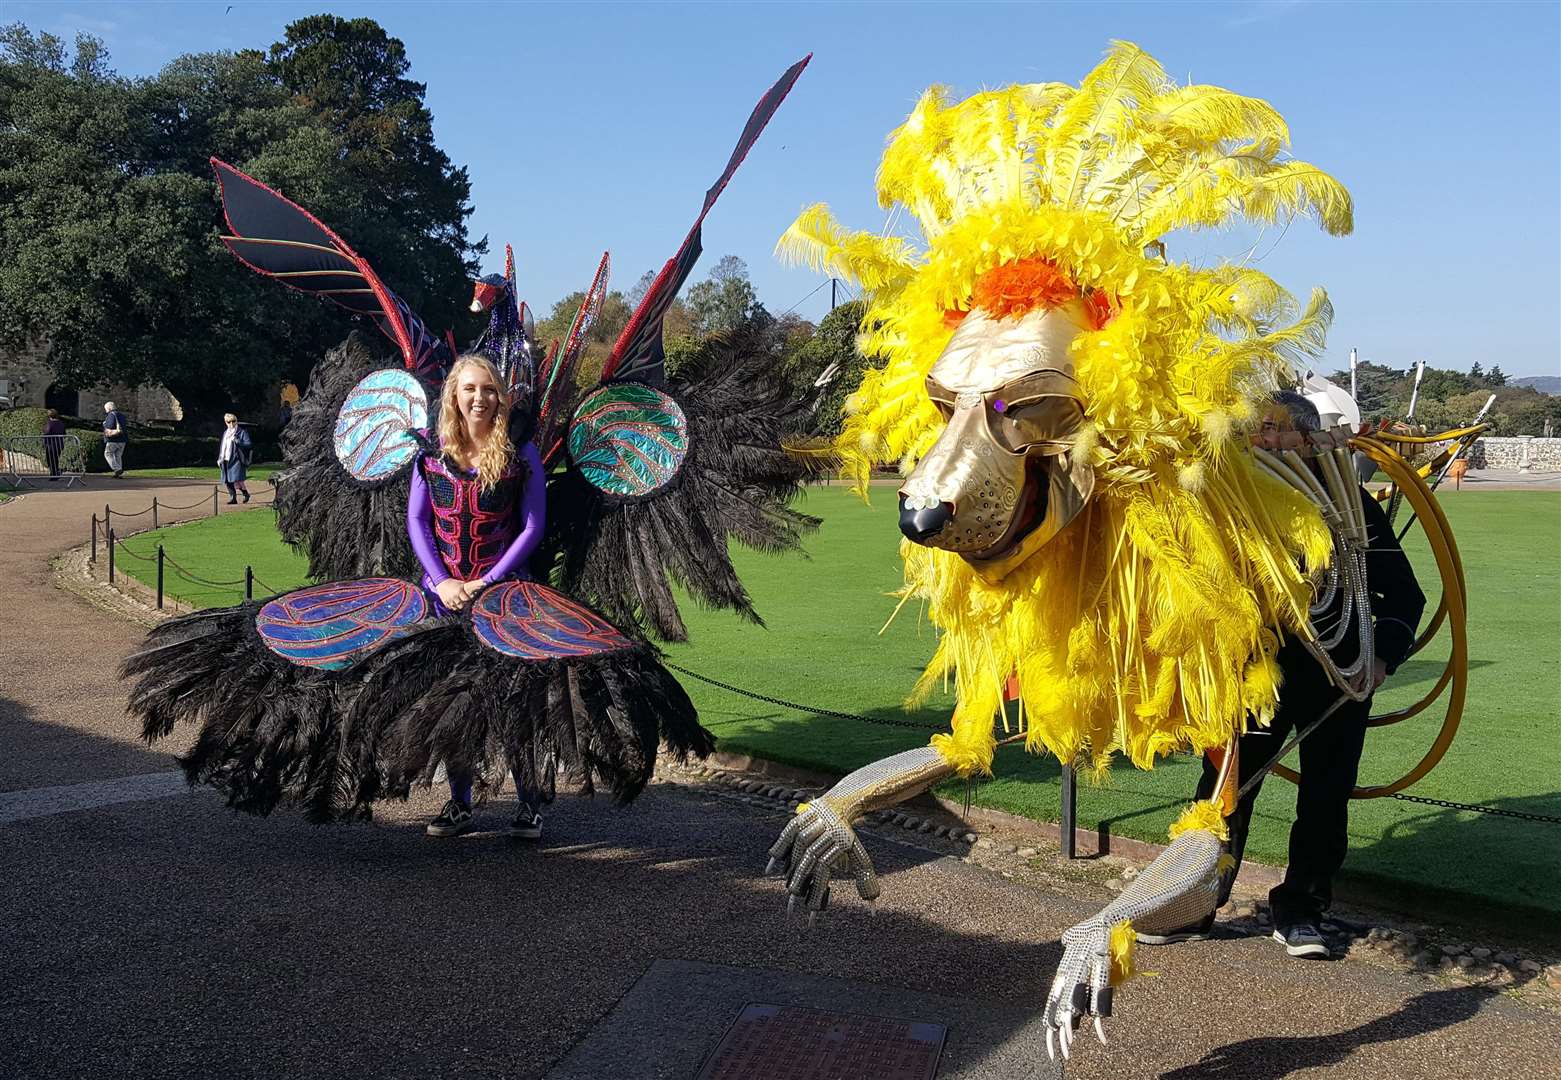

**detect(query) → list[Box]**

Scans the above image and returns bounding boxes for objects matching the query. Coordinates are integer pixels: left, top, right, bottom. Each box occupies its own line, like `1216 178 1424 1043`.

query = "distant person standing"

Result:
42 408 66 480
102 401 129 478
218 413 253 504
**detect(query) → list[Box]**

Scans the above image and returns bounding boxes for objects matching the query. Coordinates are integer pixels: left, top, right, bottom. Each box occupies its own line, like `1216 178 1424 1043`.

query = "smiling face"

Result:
897 304 1095 581
454 361 503 428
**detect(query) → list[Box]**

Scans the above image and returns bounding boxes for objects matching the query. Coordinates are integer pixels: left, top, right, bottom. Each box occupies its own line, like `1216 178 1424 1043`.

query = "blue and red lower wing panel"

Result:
469 581 632 660
255 578 429 670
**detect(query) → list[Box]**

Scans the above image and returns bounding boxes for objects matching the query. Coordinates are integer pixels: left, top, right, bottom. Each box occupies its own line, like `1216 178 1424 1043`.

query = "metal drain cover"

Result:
696 1002 946 1080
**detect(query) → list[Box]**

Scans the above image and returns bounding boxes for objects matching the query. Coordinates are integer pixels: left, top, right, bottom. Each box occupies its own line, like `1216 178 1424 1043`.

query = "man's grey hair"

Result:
103 401 116 412
1272 389 1321 433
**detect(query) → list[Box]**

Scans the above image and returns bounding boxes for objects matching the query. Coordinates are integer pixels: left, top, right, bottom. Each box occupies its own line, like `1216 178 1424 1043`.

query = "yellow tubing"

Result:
1371 423 1489 446
1270 436 1468 798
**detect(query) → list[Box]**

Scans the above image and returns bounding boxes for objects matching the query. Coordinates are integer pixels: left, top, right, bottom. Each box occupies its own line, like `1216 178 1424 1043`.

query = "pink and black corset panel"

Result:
419 455 524 582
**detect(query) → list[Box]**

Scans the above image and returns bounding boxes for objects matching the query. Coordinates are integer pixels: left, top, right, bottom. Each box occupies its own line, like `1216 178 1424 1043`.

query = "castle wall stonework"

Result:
0 340 55 408
1 340 181 423
1467 437 1561 472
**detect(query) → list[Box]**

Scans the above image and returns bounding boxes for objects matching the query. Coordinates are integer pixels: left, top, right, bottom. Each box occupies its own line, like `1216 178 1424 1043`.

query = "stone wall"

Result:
1467 436 1561 472
76 384 183 425
1 339 182 423
0 339 54 409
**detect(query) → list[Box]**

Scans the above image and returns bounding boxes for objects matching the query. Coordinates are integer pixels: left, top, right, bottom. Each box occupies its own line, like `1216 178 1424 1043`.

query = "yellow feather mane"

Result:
782 42 1348 776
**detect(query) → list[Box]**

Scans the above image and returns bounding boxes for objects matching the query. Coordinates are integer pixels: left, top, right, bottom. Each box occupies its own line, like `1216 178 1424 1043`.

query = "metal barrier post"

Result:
152 497 159 529
107 528 116 585
212 486 218 517
104 503 111 534
156 545 165 609
1060 764 1078 859
90 514 98 563
244 566 253 601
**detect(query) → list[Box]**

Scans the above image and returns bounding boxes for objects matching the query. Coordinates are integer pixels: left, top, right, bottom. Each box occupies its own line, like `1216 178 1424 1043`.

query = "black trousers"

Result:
1195 643 1370 929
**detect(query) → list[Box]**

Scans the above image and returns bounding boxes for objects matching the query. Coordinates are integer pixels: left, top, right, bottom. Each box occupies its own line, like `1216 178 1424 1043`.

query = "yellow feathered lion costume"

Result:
779 42 1353 780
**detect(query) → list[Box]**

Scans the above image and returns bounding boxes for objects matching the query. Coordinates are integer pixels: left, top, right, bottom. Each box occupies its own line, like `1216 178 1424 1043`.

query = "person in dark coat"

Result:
42 408 66 479
1141 390 1426 959
102 401 129 477
218 412 253 504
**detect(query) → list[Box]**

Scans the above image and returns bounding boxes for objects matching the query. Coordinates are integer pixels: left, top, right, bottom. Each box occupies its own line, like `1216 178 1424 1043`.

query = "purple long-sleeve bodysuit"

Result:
407 442 546 612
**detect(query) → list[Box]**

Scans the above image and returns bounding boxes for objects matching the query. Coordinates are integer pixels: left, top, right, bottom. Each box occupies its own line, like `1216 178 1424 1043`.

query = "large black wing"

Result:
540 57 818 642
545 319 819 642
212 158 451 383
600 54 811 388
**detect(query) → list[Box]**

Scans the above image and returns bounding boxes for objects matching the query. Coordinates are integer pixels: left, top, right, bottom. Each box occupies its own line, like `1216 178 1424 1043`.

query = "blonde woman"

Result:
217 413 253 503
407 354 546 838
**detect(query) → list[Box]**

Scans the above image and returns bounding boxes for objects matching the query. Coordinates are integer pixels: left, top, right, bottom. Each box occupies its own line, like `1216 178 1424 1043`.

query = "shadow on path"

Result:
1161 986 1503 1079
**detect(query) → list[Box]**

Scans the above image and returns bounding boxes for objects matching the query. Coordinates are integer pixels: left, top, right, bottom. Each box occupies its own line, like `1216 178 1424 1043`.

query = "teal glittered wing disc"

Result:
567 383 689 498
333 368 429 483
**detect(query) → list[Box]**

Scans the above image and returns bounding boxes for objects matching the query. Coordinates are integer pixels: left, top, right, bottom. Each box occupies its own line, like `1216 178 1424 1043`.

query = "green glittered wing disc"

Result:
566 383 689 498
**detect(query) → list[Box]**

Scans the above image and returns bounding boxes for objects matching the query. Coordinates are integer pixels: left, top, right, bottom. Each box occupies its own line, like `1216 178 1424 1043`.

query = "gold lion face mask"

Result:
897 304 1095 582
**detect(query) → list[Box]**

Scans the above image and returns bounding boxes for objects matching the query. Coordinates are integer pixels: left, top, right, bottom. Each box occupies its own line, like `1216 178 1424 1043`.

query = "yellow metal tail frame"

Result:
1271 436 1468 798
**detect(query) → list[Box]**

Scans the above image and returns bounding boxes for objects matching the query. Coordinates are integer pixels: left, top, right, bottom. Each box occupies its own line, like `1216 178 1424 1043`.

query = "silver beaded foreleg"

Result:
766 745 955 917
1044 827 1224 1060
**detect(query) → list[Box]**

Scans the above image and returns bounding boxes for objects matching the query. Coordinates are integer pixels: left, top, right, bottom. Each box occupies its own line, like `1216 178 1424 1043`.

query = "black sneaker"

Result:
1273 922 1330 958
1137 914 1215 945
426 799 474 837
509 803 543 840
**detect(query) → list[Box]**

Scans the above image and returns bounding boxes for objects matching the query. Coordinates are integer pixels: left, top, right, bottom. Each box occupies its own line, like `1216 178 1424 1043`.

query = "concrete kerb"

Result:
701 747 1282 896
57 485 278 623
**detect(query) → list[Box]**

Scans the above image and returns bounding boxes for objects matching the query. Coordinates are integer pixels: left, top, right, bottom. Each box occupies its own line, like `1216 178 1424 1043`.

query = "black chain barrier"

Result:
98 488 278 600
665 662 1559 827
663 660 945 731
116 536 259 591
1383 791 1561 824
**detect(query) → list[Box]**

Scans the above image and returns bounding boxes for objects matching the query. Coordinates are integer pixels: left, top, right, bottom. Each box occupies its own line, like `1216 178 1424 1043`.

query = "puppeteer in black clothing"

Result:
1196 484 1426 935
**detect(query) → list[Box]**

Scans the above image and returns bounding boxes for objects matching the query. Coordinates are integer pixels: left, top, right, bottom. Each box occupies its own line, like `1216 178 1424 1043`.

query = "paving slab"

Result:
544 958 1058 1080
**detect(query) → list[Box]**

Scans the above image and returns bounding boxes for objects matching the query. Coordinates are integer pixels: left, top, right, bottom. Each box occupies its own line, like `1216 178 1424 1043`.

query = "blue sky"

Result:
12 1 1560 378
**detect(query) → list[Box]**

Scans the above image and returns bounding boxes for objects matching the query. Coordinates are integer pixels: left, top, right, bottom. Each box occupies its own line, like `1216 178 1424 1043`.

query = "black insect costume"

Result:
123 58 817 822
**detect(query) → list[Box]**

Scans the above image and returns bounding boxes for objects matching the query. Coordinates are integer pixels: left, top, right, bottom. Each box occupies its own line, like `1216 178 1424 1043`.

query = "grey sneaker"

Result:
426 799 474 837
1273 922 1330 958
1137 915 1215 945
509 802 543 840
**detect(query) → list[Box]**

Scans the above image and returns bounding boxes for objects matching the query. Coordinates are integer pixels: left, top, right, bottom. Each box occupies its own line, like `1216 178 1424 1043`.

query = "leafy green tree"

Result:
267 15 481 332
0 18 480 424
685 254 758 336
784 300 870 437
1488 386 1561 435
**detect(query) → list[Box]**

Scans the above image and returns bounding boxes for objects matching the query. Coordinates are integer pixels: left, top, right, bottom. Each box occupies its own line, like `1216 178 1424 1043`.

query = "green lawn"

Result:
115 488 1561 918
127 462 284 483
115 505 308 608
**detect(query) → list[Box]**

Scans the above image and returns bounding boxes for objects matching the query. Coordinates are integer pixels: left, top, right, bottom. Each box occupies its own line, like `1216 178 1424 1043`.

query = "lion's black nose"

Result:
899 496 954 542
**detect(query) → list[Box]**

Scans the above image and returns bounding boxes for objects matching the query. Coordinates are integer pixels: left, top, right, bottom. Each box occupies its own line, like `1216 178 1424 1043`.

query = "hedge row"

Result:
0 408 279 472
